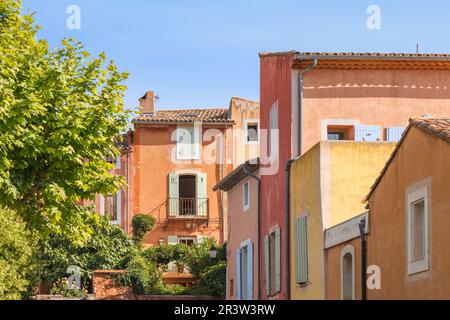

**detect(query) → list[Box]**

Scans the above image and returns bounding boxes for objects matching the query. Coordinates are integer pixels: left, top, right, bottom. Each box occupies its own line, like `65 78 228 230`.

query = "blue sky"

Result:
22 0 450 112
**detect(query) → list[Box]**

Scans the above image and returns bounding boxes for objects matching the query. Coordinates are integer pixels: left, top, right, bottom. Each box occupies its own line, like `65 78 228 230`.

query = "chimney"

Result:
139 91 156 114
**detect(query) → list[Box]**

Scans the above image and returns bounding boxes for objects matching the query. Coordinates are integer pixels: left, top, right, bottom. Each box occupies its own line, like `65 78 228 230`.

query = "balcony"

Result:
168 197 208 219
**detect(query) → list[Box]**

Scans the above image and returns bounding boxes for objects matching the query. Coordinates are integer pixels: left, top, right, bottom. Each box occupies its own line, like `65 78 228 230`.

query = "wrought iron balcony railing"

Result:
168 197 208 217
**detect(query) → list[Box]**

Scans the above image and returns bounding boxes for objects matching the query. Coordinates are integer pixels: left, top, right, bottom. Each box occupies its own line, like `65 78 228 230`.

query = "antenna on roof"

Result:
416 43 419 54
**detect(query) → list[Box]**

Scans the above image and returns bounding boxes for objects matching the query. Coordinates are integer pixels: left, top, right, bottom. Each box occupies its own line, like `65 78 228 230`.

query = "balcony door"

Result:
168 172 208 217
179 175 196 215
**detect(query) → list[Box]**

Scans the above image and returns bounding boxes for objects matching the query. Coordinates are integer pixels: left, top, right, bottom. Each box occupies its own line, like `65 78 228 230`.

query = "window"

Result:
244 120 259 143
264 227 280 296
328 132 345 141
243 181 250 211
341 245 355 300
99 191 121 224
178 236 196 246
236 240 253 300
168 172 208 217
407 180 430 275
327 125 353 141
176 125 200 160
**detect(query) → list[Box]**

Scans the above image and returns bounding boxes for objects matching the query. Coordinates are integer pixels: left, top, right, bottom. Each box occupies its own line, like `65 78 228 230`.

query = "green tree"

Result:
0 0 129 242
0 207 37 300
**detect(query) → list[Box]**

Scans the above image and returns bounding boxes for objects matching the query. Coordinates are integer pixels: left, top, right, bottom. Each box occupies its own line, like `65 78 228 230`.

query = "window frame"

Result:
243 181 250 212
177 236 197 246
244 119 259 145
99 190 121 225
407 180 430 275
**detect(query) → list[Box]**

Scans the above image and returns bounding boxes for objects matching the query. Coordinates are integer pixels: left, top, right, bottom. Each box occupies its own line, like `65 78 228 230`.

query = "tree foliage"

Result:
0 0 129 241
37 216 137 289
131 214 156 244
0 207 37 300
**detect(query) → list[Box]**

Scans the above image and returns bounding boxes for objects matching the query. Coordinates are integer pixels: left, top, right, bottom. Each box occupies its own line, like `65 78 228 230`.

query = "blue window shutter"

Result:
355 125 381 142
264 235 270 296
275 227 281 293
236 249 241 300
386 127 406 142
295 216 308 284
169 173 179 216
247 242 253 300
196 173 207 216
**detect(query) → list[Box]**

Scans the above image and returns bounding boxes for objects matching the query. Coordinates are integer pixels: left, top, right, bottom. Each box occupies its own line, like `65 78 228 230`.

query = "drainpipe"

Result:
359 217 367 300
243 163 261 300
284 59 317 300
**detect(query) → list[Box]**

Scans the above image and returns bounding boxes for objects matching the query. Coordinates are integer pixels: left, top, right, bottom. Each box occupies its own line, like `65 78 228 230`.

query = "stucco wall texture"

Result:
366 127 450 299
226 175 260 300
289 141 396 300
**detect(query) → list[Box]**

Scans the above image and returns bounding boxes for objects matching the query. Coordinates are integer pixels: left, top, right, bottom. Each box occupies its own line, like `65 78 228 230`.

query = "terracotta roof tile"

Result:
260 51 450 59
132 108 233 124
410 118 450 142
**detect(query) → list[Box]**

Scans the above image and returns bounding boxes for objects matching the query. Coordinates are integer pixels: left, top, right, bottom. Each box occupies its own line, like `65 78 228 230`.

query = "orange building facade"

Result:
96 92 259 248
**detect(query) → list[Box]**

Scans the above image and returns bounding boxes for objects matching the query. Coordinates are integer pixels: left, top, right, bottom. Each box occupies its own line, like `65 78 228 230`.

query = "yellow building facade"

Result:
289 141 396 300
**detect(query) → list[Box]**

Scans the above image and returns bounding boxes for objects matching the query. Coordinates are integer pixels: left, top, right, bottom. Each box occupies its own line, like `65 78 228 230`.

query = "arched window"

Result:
341 245 355 300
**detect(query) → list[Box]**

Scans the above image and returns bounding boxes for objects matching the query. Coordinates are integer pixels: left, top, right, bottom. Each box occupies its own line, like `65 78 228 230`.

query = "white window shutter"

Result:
355 125 381 142
169 173 179 216
236 249 241 300
247 242 253 300
99 195 105 215
196 173 207 216
386 127 406 142
275 227 281 293
264 234 270 296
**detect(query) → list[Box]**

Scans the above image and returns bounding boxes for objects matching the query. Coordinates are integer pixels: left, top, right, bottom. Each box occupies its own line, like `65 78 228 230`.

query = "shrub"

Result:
0 207 37 300
131 214 156 244
119 255 165 295
50 278 88 299
188 261 226 297
37 216 138 290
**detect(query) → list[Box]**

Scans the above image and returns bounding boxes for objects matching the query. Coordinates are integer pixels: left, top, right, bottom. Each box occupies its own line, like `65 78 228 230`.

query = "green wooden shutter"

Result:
264 234 270 296
275 227 281 293
196 172 207 216
295 216 309 285
169 173 179 216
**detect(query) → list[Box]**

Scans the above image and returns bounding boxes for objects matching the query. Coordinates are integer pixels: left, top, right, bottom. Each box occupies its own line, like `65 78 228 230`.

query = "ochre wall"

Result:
289 143 323 300
290 141 396 300
301 68 450 153
367 127 450 299
226 175 260 300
